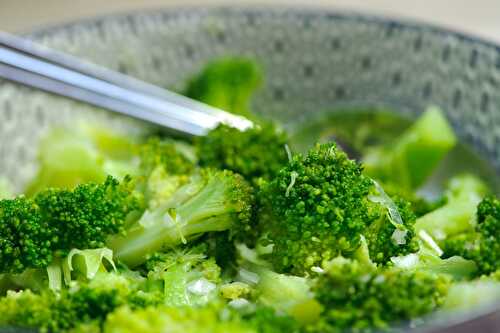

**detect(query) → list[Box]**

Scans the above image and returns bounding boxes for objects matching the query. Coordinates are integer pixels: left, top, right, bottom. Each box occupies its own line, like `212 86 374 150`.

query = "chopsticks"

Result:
0 32 252 136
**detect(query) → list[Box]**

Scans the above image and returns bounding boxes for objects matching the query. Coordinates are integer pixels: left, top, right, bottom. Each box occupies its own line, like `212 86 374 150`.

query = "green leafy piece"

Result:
184 58 262 118
363 107 457 189
197 122 289 184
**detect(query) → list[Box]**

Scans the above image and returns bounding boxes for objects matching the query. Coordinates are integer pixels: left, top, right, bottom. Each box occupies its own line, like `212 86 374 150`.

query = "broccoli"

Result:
102 302 299 333
260 143 418 275
0 176 139 274
306 257 451 333
363 107 457 189
415 174 489 241
184 58 262 119
138 137 195 176
364 189 420 265
196 122 290 184
109 169 255 267
442 196 500 276
0 272 152 333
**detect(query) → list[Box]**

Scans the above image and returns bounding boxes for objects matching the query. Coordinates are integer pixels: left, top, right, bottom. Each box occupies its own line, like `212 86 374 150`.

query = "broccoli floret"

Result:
103 302 299 333
138 137 195 176
415 174 489 241
363 107 457 189
443 196 500 276
109 169 255 267
143 244 221 307
307 257 451 332
184 58 262 119
364 190 420 265
0 272 147 333
0 176 140 274
196 122 290 184
261 143 418 274
243 306 301 333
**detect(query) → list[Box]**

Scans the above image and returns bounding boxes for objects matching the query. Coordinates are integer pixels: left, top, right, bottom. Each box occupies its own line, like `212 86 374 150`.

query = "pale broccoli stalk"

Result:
442 278 500 312
0 178 13 199
109 169 254 268
415 174 489 241
391 246 477 280
363 106 457 189
235 244 320 325
143 245 221 307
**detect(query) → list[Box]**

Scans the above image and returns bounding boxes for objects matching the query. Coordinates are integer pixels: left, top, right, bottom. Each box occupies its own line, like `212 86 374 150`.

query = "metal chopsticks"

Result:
0 32 252 136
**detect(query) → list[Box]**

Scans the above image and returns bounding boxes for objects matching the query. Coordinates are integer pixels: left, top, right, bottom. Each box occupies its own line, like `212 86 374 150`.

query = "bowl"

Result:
0 6 499 332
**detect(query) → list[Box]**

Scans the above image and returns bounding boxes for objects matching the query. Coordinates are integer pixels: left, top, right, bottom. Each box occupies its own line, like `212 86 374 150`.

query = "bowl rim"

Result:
15 5 500 333
25 5 500 53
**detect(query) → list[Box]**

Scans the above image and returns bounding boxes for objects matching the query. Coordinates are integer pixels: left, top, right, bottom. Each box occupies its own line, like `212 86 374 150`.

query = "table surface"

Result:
1 0 500 43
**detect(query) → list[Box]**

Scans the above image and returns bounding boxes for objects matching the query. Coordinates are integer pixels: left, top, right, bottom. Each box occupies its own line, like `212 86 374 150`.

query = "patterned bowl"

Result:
0 7 499 332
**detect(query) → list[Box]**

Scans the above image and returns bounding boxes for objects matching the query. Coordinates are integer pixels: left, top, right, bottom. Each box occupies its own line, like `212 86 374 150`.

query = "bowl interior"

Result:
1 8 499 190
0 7 500 331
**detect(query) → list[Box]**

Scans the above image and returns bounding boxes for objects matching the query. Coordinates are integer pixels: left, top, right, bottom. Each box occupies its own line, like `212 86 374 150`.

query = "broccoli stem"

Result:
110 170 253 268
364 106 457 189
415 174 488 240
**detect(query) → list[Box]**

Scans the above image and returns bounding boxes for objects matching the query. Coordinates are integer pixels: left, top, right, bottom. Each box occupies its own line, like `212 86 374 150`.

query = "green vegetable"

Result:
415 174 489 241
196 122 290 184
364 107 457 189
109 169 254 267
260 143 418 275
443 196 500 276
184 58 262 119
307 257 451 332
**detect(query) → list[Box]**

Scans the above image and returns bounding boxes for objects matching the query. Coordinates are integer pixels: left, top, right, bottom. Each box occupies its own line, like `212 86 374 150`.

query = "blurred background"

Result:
1 0 500 42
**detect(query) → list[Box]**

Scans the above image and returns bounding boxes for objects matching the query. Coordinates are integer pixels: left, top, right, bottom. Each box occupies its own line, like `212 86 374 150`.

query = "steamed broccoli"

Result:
0 176 139 274
363 107 457 189
184 58 262 119
307 257 451 333
443 196 500 276
0 272 152 333
196 122 290 184
109 169 255 267
260 143 418 275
